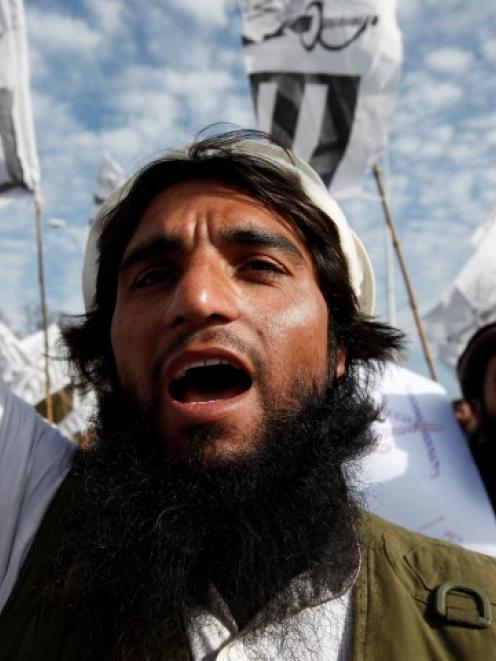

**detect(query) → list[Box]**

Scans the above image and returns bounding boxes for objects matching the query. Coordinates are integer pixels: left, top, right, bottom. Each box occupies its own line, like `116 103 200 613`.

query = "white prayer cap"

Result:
82 139 375 315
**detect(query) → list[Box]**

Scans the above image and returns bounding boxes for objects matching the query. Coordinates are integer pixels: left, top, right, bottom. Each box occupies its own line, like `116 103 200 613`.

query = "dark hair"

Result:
63 129 403 391
457 322 496 400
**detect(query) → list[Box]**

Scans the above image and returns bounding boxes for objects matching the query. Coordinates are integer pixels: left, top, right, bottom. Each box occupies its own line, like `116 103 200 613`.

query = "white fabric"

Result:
423 216 496 370
186 582 353 660
93 151 125 206
0 382 75 612
362 363 496 557
0 322 72 404
0 0 40 203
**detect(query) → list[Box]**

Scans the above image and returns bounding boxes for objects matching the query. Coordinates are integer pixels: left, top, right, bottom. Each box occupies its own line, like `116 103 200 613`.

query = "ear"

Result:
335 346 347 379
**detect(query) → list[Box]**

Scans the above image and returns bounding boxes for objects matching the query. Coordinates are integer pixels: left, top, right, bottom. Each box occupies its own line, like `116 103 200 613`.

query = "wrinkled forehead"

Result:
121 178 316 271
82 144 375 314
133 177 307 240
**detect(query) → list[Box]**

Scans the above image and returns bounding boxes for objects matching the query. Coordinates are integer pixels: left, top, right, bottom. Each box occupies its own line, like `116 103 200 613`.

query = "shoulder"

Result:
351 513 496 660
360 509 496 566
358 510 496 627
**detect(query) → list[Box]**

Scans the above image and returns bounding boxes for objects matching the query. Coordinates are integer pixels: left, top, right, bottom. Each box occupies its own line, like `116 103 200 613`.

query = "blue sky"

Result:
1 0 495 395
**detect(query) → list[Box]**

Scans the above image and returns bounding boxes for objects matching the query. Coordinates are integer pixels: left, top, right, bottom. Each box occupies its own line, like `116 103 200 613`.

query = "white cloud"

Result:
424 48 473 75
0 238 38 313
423 81 463 113
26 7 101 54
27 46 48 81
167 0 230 27
397 0 420 22
399 71 464 120
482 38 496 60
104 62 251 154
392 135 420 156
466 114 496 131
84 0 124 35
163 69 235 97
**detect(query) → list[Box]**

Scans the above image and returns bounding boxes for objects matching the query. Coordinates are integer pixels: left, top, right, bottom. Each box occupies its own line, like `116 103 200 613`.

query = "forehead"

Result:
126 177 311 257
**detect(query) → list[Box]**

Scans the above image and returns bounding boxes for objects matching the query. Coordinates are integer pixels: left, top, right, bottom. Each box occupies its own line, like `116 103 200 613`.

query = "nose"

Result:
166 254 240 329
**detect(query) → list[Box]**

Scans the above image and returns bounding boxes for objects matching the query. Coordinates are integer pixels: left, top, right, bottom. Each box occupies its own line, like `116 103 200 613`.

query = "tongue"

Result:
182 382 245 403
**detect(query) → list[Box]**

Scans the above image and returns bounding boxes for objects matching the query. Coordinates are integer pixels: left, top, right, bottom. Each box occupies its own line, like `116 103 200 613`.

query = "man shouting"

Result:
1 130 495 660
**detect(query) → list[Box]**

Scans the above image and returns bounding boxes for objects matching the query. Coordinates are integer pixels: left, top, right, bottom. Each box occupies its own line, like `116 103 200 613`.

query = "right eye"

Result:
132 268 175 289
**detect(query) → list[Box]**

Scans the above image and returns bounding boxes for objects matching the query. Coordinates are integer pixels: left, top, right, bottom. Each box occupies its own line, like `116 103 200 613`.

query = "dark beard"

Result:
41 371 378 660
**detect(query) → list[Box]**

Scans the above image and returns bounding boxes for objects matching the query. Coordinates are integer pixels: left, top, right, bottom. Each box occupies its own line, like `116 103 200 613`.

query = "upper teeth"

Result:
174 358 234 380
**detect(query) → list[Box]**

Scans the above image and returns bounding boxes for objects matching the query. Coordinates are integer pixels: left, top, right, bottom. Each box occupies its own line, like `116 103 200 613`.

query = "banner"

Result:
239 0 402 197
0 0 39 204
362 363 496 556
423 213 496 370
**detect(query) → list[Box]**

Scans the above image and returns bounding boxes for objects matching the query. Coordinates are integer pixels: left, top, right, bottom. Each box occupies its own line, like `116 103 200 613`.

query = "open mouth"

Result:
169 359 252 404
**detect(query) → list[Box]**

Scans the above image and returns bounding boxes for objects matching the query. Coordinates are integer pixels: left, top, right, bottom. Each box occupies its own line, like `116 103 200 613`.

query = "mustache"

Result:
150 327 265 384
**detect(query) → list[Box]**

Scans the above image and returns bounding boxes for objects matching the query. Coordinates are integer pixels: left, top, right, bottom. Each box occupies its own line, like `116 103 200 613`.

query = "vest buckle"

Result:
435 581 492 628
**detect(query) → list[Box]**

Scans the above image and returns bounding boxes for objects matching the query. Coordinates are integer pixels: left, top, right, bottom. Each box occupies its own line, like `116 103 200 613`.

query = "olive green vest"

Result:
1 482 495 660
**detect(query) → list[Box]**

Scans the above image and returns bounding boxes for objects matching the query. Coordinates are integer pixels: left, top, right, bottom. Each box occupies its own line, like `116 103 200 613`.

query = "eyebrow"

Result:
119 236 183 274
119 225 305 275
219 227 305 261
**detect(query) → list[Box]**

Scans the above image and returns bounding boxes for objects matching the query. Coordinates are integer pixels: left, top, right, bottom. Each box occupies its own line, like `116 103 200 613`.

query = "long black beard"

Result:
42 371 378 660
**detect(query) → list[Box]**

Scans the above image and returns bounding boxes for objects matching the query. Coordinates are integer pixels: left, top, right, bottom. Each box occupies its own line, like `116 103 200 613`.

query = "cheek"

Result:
259 287 329 379
110 306 151 392
110 314 129 383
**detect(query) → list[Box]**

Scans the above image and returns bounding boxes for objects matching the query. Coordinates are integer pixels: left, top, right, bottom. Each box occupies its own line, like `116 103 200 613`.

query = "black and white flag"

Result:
239 0 402 197
0 0 39 205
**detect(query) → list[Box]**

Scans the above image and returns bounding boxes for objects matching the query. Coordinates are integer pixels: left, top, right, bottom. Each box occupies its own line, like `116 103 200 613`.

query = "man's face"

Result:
111 178 344 462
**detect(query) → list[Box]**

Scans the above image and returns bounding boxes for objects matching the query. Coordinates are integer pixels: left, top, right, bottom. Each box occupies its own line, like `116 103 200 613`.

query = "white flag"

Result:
93 151 125 207
423 213 496 370
239 0 402 197
0 0 39 204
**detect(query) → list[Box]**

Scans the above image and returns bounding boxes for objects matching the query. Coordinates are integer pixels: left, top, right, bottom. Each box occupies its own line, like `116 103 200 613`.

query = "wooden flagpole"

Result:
372 163 439 382
34 193 53 422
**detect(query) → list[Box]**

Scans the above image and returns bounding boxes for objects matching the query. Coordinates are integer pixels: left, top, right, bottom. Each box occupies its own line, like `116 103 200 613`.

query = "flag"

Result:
0 0 39 204
423 213 496 370
239 0 402 197
93 151 125 208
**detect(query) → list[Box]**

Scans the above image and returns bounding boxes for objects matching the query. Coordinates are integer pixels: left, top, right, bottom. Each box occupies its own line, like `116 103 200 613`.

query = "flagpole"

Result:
372 163 438 382
384 222 397 325
34 193 53 422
